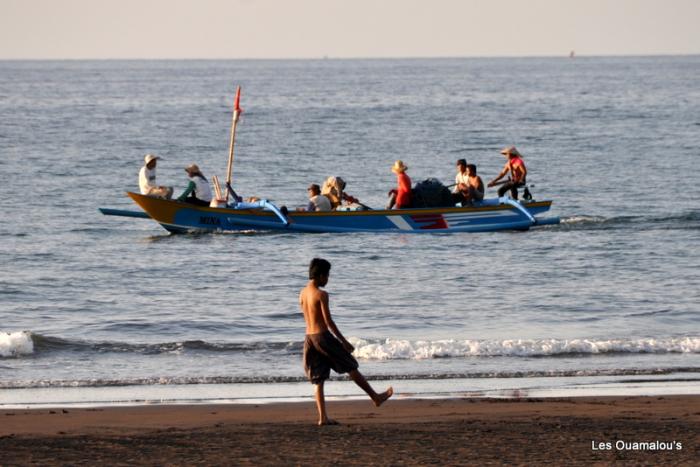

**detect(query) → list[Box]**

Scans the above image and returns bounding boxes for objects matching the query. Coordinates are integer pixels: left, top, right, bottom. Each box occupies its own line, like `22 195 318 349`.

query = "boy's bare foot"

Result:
318 418 340 426
373 387 394 407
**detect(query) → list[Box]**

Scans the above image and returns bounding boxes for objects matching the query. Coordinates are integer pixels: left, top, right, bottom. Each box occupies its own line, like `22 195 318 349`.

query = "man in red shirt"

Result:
387 160 412 209
488 146 528 200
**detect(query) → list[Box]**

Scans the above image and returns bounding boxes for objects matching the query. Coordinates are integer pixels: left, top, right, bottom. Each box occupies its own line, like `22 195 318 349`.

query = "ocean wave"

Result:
3 332 699 360
28 333 301 355
350 337 700 360
0 331 34 357
2 367 698 389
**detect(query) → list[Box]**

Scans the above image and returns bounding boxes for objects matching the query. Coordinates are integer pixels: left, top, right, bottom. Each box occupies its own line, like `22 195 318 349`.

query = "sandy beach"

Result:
1 396 697 466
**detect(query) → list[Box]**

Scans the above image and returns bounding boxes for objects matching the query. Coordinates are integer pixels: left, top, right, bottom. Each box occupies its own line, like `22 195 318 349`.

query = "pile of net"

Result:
410 178 453 208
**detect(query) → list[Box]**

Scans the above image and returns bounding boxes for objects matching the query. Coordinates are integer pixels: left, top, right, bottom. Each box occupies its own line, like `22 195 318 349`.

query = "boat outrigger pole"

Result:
225 86 242 202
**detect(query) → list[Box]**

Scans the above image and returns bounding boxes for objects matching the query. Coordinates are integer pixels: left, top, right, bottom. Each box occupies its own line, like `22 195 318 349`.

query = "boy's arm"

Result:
320 291 354 352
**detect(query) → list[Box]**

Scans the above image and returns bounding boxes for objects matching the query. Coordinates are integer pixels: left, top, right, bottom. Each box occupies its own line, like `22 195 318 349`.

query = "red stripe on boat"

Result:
411 214 448 229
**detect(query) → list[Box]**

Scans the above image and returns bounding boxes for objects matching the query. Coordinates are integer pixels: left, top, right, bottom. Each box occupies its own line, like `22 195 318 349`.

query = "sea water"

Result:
1 57 699 407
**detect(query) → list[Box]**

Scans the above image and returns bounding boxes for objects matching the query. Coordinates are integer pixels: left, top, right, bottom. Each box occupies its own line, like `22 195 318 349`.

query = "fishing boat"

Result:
100 87 559 233
102 193 559 234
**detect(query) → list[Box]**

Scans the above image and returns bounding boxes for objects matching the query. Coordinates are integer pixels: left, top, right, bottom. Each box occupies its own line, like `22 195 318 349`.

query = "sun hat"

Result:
500 146 521 157
391 160 408 173
185 163 201 174
144 154 161 164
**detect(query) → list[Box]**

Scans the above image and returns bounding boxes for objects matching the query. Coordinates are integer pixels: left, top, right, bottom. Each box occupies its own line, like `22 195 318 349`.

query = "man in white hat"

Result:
487 146 527 200
139 154 173 199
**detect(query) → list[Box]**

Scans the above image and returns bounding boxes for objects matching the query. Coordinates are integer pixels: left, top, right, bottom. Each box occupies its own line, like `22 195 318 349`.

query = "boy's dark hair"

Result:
456 159 467 168
309 258 331 280
466 163 477 174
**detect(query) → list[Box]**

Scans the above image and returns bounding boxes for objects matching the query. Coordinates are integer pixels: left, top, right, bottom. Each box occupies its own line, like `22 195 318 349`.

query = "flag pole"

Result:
225 86 242 201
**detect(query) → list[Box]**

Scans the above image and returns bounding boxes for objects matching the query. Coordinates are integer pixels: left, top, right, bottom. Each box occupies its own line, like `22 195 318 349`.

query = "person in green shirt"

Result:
177 164 212 206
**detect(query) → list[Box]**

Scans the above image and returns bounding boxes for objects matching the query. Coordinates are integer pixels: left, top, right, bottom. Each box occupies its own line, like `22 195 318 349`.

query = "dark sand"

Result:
2 396 698 466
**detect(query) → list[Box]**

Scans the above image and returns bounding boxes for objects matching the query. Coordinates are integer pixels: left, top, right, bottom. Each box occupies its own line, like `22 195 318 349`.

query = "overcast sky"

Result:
2 0 699 59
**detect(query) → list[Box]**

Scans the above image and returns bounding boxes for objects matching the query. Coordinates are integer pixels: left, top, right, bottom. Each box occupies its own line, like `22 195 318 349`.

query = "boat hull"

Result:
126 192 558 233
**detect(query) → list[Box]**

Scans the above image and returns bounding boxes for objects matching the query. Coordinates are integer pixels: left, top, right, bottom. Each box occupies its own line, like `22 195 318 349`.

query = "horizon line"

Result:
1 52 699 62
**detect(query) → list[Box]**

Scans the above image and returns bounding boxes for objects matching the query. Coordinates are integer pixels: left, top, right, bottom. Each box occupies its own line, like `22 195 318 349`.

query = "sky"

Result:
1 0 699 59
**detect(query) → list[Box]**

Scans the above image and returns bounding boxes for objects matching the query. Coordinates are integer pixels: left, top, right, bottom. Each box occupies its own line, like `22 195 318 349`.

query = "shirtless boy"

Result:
299 258 393 425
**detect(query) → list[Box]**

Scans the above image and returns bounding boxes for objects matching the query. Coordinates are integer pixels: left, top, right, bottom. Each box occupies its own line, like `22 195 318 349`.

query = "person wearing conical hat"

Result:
177 163 212 206
487 146 528 200
387 160 412 209
139 154 173 199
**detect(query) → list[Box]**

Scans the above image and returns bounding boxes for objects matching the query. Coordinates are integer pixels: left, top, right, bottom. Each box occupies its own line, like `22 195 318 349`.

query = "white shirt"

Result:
139 166 157 194
307 194 332 211
454 170 469 192
189 176 212 202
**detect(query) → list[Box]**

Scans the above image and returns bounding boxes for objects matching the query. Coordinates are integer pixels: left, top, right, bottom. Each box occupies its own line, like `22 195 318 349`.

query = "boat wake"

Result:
559 210 700 231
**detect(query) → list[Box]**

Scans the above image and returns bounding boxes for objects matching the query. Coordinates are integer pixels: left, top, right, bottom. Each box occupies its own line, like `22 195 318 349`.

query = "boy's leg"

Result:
314 382 327 424
347 369 393 407
314 381 338 425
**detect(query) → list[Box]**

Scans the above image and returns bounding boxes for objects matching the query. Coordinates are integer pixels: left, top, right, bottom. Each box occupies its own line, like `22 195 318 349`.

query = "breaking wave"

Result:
3 332 698 360
351 337 700 360
0 331 34 357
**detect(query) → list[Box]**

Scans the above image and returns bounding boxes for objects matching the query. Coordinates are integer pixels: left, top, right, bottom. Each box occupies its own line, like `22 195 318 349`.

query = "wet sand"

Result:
2 396 698 466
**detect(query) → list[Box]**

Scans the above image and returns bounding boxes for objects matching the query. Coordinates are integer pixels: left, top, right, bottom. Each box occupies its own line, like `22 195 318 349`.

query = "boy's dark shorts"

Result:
303 331 359 384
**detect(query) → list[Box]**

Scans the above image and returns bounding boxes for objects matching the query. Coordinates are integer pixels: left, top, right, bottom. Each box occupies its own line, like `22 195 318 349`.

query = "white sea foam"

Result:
561 215 607 224
349 337 700 360
0 331 34 357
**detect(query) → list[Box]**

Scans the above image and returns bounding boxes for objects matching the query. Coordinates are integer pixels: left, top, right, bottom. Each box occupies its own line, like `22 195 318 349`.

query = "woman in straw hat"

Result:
177 163 212 206
387 160 412 209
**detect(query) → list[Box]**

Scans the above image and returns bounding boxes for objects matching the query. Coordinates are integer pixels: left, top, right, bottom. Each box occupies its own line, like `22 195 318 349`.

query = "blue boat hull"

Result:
125 192 558 234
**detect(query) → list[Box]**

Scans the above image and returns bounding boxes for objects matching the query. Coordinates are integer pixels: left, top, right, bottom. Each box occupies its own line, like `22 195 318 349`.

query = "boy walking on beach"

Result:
300 258 393 425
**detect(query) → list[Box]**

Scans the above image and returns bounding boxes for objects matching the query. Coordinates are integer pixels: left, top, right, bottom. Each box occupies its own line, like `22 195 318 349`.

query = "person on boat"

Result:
176 164 212 206
387 160 412 209
299 184 332 212
463 164 485 204
300 258 393 425
451 158 470 204
321 176 359 209
139 154 173 199
487 146 528 200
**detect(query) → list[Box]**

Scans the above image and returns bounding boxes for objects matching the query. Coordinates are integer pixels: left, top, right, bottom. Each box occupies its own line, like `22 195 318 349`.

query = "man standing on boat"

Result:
487 146 527 200
139 154 173 199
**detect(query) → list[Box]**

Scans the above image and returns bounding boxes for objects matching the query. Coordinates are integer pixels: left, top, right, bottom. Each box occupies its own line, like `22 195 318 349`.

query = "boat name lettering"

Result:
199 216 221 226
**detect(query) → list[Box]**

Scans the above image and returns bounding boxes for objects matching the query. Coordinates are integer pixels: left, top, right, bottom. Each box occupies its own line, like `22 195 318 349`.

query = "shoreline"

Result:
2 372 698 409
2 396 698 465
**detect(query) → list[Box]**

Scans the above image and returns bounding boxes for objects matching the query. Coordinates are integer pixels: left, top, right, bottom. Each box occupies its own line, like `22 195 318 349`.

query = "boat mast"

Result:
225 86 242 201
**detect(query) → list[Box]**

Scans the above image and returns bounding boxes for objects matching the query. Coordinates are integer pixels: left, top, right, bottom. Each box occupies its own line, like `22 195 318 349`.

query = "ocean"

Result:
1 56 699 407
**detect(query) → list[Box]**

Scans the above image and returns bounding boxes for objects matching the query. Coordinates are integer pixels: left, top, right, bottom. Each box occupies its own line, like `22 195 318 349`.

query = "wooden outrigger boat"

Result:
101 87 559 233
118 192 558 234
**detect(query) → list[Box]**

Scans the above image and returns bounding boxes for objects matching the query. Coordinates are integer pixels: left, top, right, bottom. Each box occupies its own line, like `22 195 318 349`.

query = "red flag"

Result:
234 86 243 115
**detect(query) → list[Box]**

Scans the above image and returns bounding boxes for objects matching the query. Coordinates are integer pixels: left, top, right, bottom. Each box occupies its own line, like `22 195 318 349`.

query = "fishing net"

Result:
411 178 453 208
